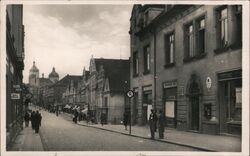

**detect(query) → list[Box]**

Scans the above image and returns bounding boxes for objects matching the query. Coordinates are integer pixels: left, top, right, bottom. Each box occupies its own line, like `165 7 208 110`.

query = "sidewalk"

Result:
63 112 240 152
9 125 44 151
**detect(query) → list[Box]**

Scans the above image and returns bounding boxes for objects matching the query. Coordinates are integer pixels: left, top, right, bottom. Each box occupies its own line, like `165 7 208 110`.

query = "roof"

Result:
94 58 129 77
94 58 130 92
39 78 53 87
50 75 82 88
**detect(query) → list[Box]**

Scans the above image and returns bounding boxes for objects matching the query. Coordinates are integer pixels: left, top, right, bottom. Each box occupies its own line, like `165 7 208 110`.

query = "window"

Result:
165 33 175 66
186 24 195 57
143 45 150 73
218 7 228 48
184 16 206 61
235 5 242 45
133 51 139 76
197 18 205 54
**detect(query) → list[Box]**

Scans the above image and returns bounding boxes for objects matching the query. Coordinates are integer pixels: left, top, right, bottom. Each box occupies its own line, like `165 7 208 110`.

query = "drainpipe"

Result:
153 29 157 111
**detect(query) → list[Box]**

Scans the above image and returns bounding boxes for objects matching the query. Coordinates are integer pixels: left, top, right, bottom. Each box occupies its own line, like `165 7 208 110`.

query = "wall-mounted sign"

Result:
143 85 152 91
11 93 20 100
206 77 212 89
126 90 134 98
163 81 177 89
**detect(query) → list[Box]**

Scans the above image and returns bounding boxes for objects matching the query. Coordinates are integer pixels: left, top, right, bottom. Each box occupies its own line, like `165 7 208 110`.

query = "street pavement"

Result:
40 110 199 151
9 109 199 151
63 113 241 152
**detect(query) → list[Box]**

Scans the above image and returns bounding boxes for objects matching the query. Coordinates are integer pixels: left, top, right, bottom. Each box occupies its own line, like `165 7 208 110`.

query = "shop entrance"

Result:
218 70 242 135
142 90 152 125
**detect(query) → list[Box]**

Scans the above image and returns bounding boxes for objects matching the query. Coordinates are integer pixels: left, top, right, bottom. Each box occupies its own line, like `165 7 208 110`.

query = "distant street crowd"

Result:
24 110 42 133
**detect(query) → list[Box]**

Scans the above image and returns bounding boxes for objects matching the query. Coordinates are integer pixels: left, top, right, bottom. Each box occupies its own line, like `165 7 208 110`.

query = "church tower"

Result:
29 61 39 86
49 67 59 83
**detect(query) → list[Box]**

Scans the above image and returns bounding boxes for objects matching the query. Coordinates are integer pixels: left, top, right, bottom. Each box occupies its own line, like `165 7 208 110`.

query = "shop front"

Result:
218 69 242 135
163 80 177 128
142 85 152 125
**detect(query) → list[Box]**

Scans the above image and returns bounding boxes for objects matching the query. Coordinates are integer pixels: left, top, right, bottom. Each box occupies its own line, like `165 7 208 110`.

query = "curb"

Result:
76 122 216 152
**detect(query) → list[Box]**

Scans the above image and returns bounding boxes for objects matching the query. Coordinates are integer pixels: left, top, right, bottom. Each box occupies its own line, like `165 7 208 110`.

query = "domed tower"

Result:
49 67 59 83
29 61 39 86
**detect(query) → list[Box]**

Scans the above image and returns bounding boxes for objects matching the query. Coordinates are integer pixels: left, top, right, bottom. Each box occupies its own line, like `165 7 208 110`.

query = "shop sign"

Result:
126 90 134 98
218 70 242 80
163 81 177 89
143 85 152 91
11 93 20 100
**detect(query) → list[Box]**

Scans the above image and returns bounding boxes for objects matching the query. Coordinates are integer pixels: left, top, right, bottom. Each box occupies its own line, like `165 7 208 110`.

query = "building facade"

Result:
130 5 242 135
6 4 25 147
86 58 130 124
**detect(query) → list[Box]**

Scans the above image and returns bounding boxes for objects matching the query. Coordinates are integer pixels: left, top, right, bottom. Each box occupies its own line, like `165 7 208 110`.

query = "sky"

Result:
23 4 133 83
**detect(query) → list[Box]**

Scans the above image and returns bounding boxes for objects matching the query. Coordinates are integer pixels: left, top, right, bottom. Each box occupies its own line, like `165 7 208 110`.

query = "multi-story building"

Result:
130 5 242 135
87 57 130 124
6 4 25 147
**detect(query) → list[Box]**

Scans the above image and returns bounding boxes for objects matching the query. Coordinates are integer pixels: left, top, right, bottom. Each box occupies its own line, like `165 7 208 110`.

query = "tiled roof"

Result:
94 58 130 92
39 78 53 87
50 75 82 88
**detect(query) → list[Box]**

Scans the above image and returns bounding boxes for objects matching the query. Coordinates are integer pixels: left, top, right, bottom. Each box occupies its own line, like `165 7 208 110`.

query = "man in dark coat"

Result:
24 112 30 127
149 109 157 139
100 113 106 126
30 111 35 130
123 111 129 130
158 110 165 139
34 111 42 133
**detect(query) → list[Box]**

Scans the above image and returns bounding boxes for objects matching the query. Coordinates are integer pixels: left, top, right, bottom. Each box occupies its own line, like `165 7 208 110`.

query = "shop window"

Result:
143 45 150 74
164 32 175 68
133 51 139 76
204 103 212 120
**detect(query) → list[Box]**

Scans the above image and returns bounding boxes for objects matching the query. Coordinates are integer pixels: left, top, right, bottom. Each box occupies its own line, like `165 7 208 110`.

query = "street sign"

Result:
11 93 20 100
126 90 134 98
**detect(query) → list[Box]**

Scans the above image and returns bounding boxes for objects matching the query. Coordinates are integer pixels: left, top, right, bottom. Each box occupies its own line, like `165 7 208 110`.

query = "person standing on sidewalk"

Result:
24 112 30 127
149 109 157 139
34 111 42 133
100 113 106 126
158 110 165 139
31 111 35 130
123 111 129 130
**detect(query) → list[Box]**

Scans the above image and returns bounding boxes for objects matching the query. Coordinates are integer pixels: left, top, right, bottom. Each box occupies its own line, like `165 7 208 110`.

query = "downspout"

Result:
153 29 157 111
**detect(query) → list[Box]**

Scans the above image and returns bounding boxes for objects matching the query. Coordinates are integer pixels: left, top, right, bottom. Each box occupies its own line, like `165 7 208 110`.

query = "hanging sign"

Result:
126 90 134 98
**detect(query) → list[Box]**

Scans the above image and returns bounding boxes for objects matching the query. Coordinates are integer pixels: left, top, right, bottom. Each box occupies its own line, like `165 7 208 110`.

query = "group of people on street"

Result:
149 109 165 139
24 110 42 133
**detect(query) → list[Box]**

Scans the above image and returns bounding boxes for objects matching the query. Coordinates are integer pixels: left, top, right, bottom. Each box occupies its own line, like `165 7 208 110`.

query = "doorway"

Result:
190 96 199 131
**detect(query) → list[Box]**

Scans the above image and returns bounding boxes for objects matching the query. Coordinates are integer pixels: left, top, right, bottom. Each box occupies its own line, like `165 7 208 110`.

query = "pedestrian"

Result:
24 111 30 127
73 111 78 124
149 109 157 139
30 111 35 130
158 110 165 139
154 110 158 132
100 113 106 126
123 111 129 130
34 111 42 133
